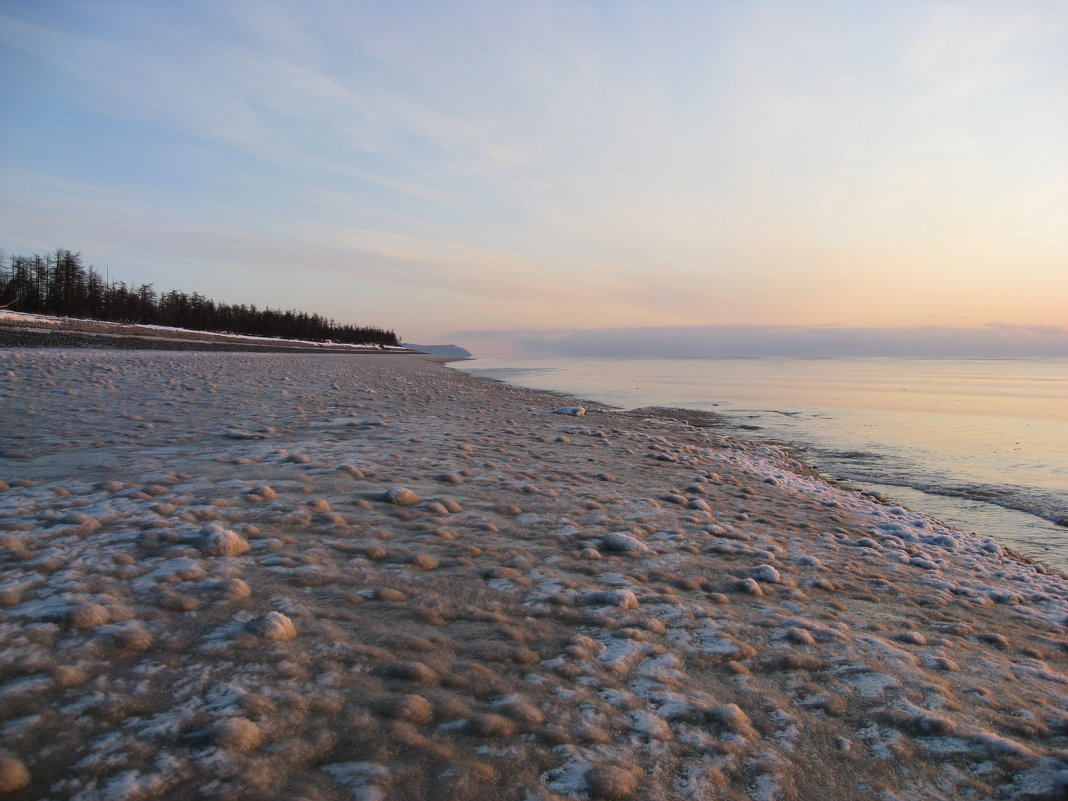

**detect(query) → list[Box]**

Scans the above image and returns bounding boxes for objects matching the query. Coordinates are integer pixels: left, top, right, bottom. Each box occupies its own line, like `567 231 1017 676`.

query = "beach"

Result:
452 356 1068 570
2 350 1067 800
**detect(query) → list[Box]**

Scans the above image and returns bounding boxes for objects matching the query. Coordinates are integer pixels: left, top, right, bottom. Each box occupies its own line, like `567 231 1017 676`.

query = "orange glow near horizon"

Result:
1 2 1065 347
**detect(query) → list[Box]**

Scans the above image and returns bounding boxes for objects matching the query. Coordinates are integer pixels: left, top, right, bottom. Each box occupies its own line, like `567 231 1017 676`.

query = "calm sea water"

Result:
450 357 1068 569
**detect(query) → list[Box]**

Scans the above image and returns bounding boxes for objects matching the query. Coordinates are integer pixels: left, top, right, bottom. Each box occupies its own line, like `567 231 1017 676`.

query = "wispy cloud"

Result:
1 1 1066 342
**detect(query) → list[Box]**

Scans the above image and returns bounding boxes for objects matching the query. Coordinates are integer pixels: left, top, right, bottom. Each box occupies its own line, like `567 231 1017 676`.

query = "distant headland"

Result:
402 343 472 358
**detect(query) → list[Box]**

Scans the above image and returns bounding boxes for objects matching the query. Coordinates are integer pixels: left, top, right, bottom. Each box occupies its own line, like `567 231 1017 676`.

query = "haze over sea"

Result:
453 356 1068 570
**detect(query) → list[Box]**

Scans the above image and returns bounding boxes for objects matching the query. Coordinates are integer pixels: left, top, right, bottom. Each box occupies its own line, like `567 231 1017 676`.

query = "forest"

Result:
0 249 399 346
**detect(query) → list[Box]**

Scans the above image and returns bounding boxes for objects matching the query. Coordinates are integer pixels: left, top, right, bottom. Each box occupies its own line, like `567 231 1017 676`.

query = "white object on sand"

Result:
553 406 585 416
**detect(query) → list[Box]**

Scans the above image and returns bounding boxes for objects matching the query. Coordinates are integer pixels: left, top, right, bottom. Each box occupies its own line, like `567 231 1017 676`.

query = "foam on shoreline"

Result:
2 351 1067 800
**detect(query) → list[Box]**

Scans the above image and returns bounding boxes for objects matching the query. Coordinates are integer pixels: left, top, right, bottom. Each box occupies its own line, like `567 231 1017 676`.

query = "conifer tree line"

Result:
0 249 399 346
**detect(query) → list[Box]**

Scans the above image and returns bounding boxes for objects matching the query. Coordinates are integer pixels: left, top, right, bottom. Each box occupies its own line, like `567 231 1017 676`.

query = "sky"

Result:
1 0 1066 357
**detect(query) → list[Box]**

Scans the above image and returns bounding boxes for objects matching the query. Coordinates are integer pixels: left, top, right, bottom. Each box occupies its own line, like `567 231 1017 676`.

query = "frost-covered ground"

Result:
1 350 1067 801
0 311 408 352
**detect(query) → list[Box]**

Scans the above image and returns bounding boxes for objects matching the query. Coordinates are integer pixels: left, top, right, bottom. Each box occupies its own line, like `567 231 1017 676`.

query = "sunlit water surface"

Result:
451 357 1068 569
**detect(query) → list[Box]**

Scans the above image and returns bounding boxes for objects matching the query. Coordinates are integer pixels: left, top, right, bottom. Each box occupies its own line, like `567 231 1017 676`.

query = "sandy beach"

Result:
2 349 1067 801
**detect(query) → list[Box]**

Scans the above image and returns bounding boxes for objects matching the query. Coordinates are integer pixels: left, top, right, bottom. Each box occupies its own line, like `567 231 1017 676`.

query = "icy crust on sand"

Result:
0 310 408 351
2 350 1068 801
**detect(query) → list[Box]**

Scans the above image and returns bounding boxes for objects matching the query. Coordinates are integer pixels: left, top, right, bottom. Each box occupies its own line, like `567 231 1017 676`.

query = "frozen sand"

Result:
1 350 1067 801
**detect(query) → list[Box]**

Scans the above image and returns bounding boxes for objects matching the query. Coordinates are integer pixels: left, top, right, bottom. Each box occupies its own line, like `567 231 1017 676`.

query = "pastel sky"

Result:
1 1 1066 356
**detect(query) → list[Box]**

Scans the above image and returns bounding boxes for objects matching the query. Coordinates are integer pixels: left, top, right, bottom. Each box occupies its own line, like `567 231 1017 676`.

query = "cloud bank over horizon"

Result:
450 323 1068 359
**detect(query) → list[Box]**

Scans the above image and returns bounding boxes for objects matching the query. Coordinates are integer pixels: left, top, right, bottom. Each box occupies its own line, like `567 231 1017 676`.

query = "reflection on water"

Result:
452 356 1068 569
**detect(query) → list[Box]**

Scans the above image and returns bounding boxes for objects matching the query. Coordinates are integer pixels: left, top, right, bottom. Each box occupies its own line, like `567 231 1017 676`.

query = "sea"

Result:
449 357 1068 571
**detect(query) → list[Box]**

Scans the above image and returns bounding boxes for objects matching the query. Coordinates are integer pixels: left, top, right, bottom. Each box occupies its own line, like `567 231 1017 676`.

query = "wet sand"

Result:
1 350 1066 800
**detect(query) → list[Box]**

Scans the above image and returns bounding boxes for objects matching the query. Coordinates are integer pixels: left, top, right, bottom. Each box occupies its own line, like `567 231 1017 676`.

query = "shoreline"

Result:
450 357 1068 571
2 350 1067 800
0 326 408 353
0 311 411 354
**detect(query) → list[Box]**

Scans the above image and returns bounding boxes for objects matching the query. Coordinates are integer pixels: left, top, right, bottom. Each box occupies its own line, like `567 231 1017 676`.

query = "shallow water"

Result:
452 356 1068 569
